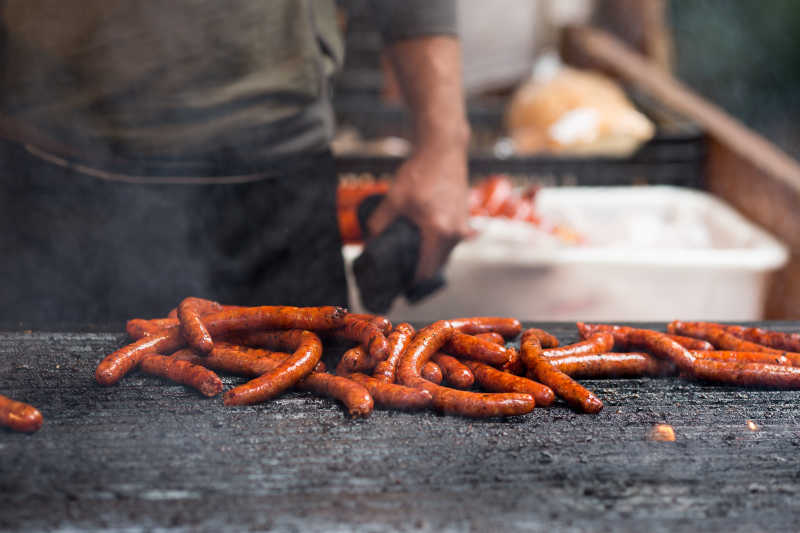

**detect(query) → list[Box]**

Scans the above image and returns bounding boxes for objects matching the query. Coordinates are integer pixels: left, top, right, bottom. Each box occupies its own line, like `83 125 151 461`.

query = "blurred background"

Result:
334 0 800 322
670 0 800 160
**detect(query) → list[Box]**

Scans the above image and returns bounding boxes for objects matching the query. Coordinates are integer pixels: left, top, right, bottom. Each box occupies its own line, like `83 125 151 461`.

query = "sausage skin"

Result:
541 333 615 359
397 321 536 418
139 353 223 397
463 360 554 407
223 330 323 406
520 329 603 413
372 323 415 383
431 353 475 389
348 373 433 410
0 394 43 433
545 353 675 379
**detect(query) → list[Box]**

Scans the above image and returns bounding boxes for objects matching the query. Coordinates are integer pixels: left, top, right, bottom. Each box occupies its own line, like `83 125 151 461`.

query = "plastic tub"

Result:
343 186 788 321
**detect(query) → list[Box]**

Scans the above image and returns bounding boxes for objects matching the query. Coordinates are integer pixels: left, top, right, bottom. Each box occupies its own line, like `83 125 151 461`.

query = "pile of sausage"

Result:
563 321 800 389
87 303 800 421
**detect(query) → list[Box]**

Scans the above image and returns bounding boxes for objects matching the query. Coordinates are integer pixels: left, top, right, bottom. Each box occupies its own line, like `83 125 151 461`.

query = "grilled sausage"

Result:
521 329 603 413
421 361 444 385
348 314 392 335
139 353 223 397
719 324 800 353
443 331 511 366
691 350 791 366
446 317 522 339
624 328 696 373
397 321 535 418
171 344 291 376
431 353 475 389
332 316 390 368
126 318 177 340
692 359 800 388
204 306 347 335
347 373 433 410
335 345 371 376
474 332 505 345
373 323 415 383
665 334 714 351
223 330 323 406
299 373 374 418
96 326 185 386
100 306 345 386
541 333 615 359
463 360 554 406
177 297 224 355
0 394 43 433
521 328 560 349
546 353 675 379
174 347 369 416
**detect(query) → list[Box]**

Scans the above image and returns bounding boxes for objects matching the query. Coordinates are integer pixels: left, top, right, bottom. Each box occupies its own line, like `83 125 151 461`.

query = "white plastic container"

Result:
343 186 788 322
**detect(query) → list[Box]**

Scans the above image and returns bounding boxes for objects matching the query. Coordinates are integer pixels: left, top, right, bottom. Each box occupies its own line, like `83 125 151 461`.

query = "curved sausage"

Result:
171 344 292 376
546 353 675 379
692 359 800 388
520 329 603 413
397 321 535 418
139 353 223 397
624 328 696 373
474 332 505 345
691 350 791 366
332 316 390 368
431 353 475 389
335 345 371 376
665 334 715 351
299 373 374 418
96 326 185 386
223 330 323 406
373 323 416 383
463 360 554 407
172 346 366 415
177 297 223 355
446 317 522 339
100 307 345 386
522 328 560 349
130 300 241 340
576 322 637 350
541 333 615 359
348 314 393 335
421 361 444 385
444 331 511 366
0 394 43 433
126 318 177 340
347 373 433 410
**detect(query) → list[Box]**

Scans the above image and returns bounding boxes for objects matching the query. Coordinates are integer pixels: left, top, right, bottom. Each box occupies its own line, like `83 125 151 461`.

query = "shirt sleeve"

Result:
370 0 458 43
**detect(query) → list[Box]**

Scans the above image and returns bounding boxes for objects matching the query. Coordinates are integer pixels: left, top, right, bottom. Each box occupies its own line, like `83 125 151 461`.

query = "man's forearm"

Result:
384 36 470 152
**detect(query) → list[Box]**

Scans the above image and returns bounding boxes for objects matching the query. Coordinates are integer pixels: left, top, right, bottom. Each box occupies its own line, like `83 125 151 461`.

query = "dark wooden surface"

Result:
3 322 800 532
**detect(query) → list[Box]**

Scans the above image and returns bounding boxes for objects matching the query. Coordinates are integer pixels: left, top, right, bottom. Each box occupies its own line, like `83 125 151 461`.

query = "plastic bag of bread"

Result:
506 56 655 156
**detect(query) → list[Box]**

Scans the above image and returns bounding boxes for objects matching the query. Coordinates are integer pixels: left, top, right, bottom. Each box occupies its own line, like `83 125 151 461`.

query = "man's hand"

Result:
367 141 471 281
370 35 471 281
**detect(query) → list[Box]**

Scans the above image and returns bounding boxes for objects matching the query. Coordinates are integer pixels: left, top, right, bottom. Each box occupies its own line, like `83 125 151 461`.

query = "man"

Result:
0 1 470 323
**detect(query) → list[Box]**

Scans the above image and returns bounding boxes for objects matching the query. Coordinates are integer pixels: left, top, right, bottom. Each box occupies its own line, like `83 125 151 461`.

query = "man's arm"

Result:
367 34 471 281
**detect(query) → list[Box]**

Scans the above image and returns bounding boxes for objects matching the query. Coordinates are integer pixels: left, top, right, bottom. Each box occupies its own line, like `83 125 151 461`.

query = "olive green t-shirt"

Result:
0 0 456 175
